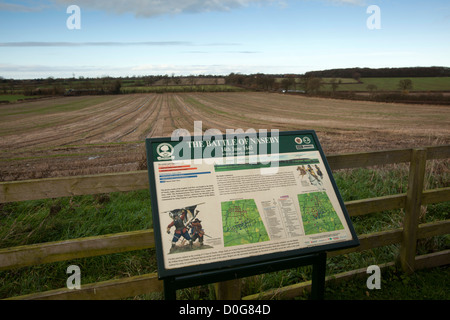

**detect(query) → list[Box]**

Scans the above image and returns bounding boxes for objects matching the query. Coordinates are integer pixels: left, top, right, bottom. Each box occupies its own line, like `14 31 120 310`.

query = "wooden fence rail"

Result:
1 145 449 300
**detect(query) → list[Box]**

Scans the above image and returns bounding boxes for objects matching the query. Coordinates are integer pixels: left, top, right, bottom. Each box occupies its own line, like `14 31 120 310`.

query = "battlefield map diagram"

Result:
221 199 270 247
297 191 345 235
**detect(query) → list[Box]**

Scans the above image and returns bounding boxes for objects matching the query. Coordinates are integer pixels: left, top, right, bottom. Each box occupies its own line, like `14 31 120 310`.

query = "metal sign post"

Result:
163 251 327 300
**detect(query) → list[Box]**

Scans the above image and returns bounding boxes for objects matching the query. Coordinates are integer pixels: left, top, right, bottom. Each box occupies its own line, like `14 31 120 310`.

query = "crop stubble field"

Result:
0 92 449 182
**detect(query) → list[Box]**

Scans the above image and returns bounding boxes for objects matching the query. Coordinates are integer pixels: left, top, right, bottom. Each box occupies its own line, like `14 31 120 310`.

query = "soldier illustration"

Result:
167 209 193 249
307 165 319 180
297 165 307 179
314 164 323 180
189 218 205 246
307 164 324 189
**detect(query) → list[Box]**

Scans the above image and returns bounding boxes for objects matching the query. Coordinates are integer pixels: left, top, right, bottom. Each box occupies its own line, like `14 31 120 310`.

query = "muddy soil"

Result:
1 92 448 182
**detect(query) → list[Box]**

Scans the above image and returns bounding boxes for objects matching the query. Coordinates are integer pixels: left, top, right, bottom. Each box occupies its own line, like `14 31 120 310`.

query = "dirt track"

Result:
1 92 449 181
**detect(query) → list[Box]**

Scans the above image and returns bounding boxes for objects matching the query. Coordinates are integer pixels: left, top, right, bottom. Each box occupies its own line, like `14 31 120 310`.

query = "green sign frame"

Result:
146 130 359 279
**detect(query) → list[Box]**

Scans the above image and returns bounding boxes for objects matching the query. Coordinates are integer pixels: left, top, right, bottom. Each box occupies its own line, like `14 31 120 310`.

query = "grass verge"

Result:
0 163 448 300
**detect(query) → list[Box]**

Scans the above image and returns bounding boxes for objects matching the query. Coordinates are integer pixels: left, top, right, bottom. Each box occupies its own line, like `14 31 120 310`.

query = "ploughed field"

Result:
1 92 449 182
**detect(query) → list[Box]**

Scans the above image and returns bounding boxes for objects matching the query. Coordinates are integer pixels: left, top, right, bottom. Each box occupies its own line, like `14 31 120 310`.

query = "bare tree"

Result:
330 78 341 93
398 79 413 93
366 84 378 93
352 72 361 83
300 76 322 94
281 77 295 91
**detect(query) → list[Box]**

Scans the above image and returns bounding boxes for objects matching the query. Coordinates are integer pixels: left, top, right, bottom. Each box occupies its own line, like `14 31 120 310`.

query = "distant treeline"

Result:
305 66 450 78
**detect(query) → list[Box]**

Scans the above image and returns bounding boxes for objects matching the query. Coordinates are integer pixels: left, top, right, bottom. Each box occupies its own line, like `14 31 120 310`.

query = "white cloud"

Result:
0 0 365 16
0 41 194 47
0 2 47 12
0 62 311 79
50 0 283 17
328 0 366 5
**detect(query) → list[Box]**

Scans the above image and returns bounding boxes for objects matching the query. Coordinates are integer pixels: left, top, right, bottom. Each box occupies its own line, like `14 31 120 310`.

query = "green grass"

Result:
0 163 448 300
0 190 155 299
325 265 449 300
0 191 152 249
0 95 35 102
320 77 450 92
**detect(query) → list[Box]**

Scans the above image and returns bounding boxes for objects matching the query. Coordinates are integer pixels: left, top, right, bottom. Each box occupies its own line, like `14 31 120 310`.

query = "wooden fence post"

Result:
214 279 242 300
399 148 427 274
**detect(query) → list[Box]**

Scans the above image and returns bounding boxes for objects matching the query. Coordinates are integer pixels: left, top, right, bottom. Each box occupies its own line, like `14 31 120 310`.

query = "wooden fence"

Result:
1 145 449 300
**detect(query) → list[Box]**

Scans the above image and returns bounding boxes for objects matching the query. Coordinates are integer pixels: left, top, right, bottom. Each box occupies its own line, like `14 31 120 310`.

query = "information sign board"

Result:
146 130 359 279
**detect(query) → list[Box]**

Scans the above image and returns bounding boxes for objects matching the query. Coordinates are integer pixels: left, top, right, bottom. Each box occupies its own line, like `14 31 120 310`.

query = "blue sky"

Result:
0 0 449 79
